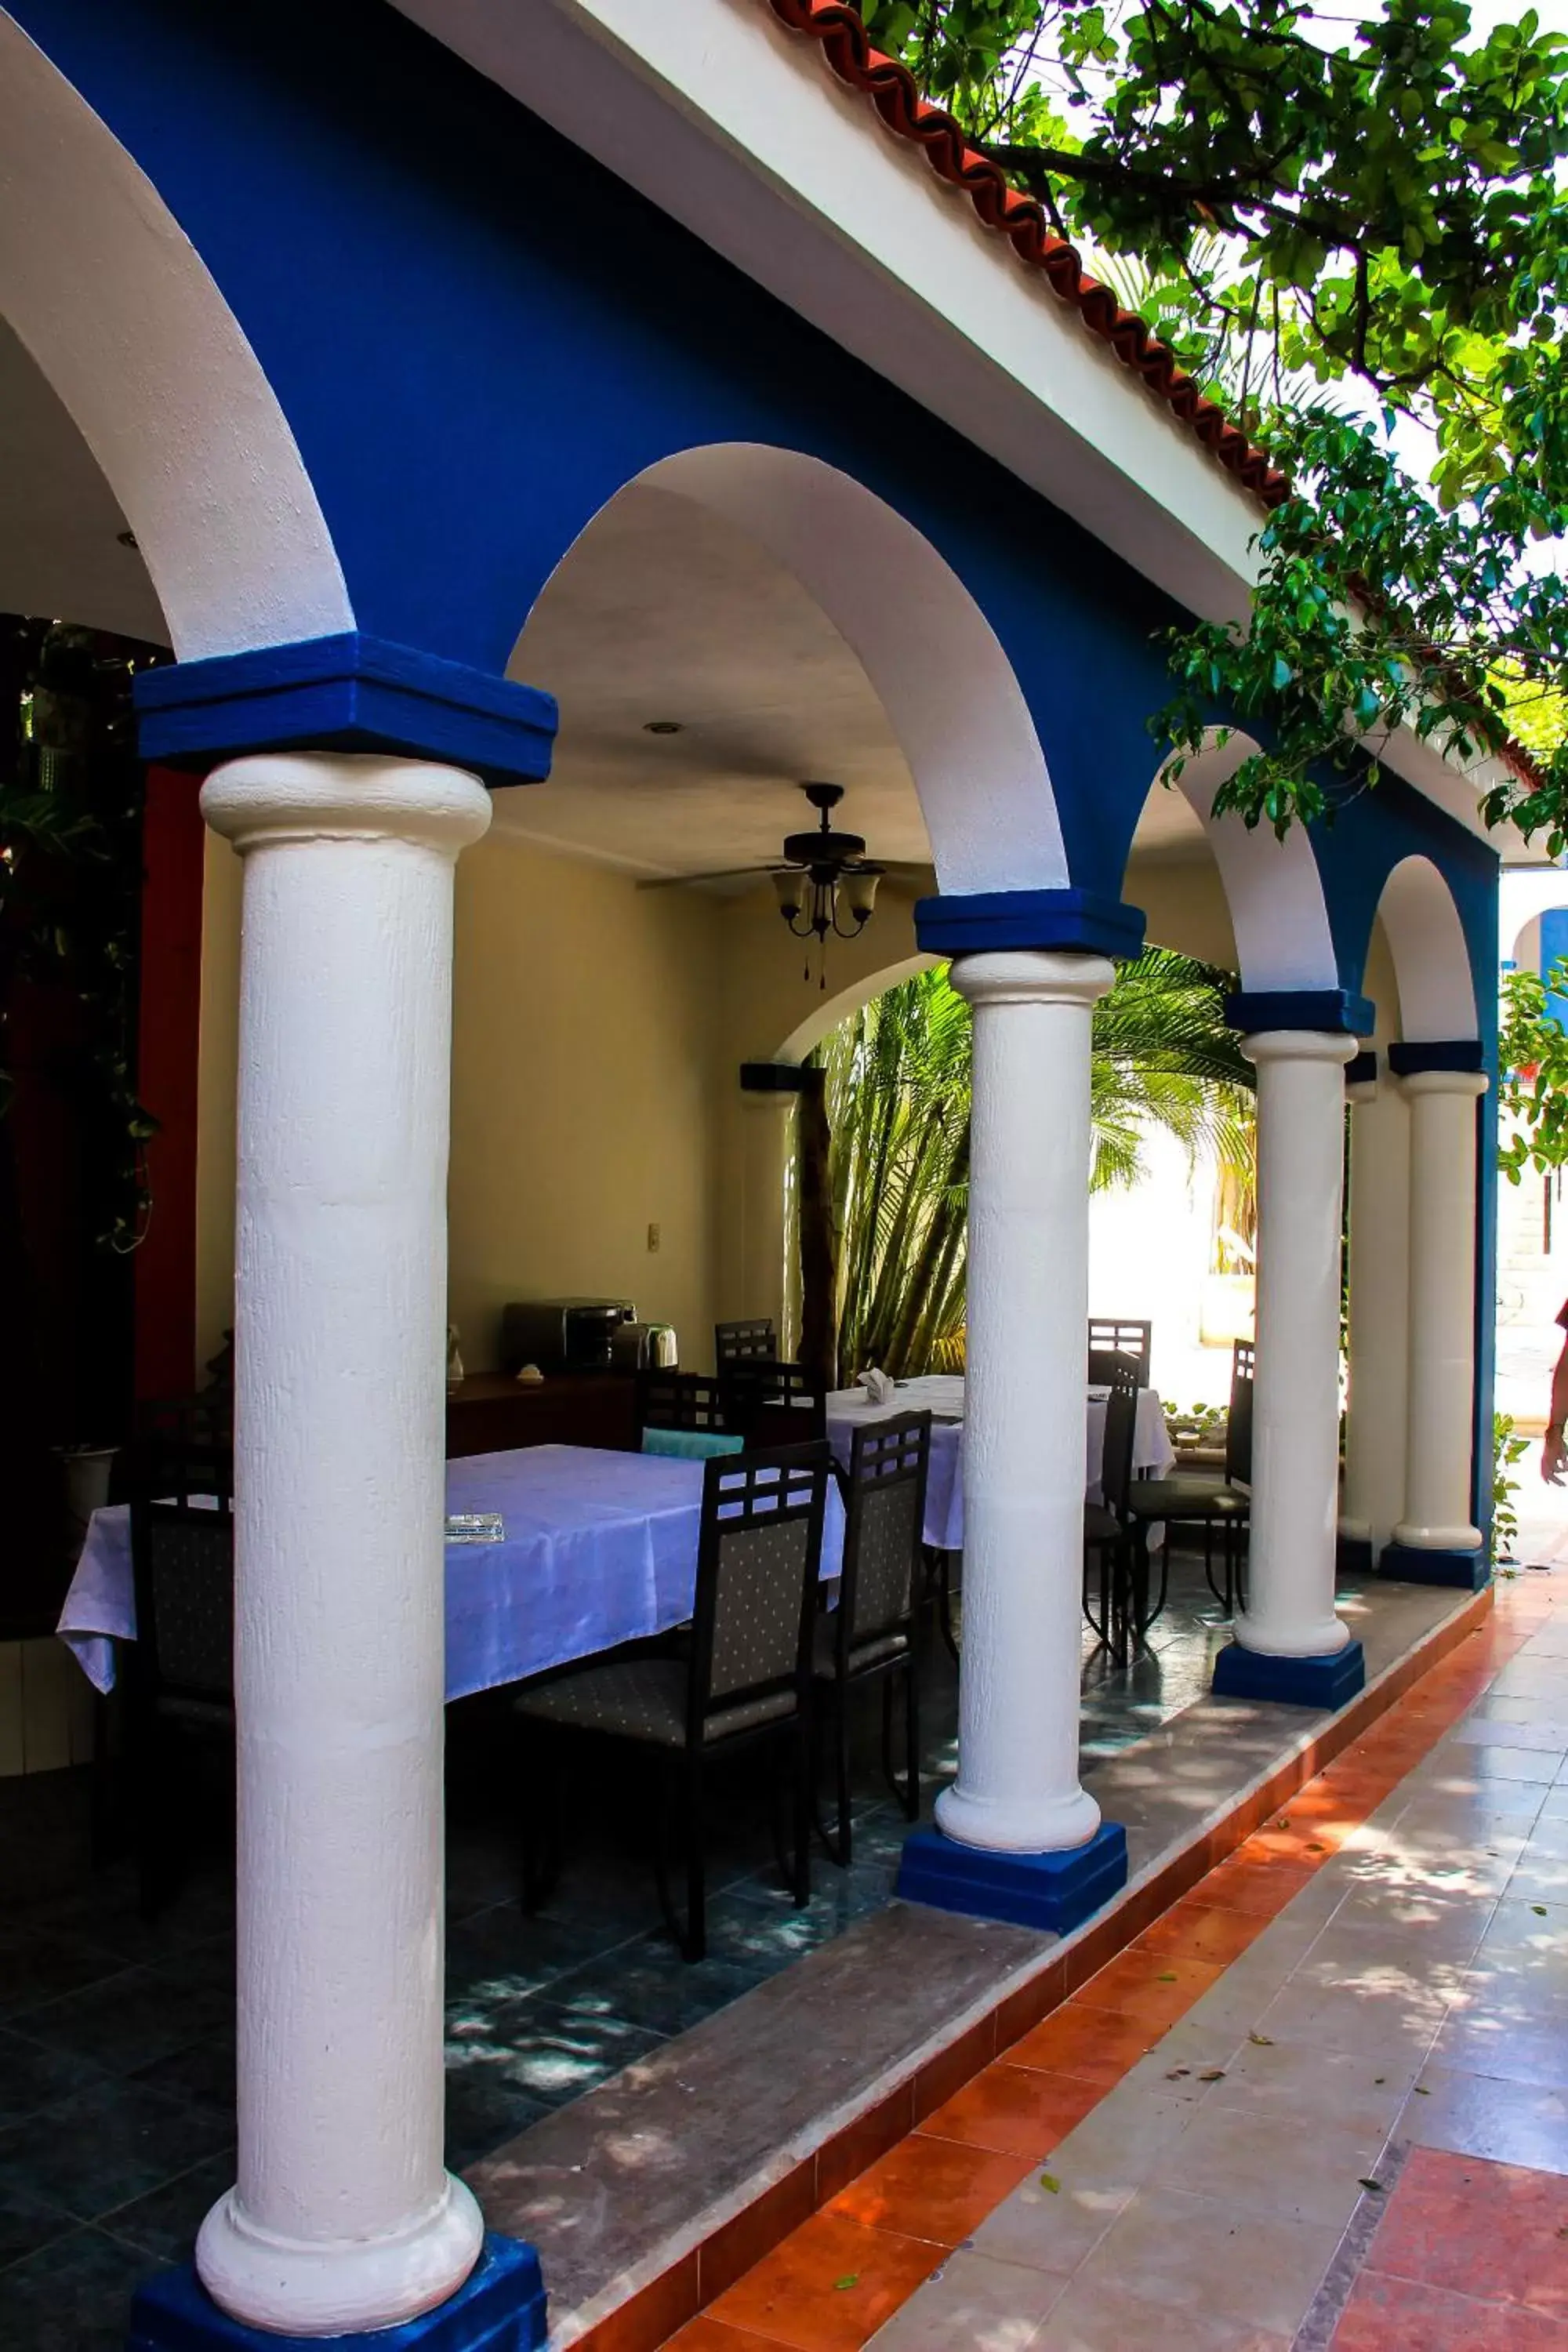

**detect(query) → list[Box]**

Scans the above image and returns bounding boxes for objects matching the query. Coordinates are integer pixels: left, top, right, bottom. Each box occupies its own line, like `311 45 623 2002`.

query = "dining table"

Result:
824 1373 1175 1552
56 1442 847 1704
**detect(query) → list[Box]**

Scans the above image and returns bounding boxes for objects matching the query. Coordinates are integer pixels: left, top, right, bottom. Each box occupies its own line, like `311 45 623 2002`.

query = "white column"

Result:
1342 1069 1410 1556
196 753 492 2336
936 950 1112 1854
1235 1029 1356 1659
1394 1069 1489 1551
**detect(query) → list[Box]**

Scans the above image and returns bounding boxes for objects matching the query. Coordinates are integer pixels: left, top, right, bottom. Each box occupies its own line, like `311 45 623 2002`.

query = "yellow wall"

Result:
192 843 930 1380
446 832 722 1371
1127 851 1240 968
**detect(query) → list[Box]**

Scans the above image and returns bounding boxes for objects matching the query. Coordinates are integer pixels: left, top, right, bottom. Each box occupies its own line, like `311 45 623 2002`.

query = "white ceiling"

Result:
0 339 1209 880
501 481 1204 884
499 483 931 881
0 317 167 645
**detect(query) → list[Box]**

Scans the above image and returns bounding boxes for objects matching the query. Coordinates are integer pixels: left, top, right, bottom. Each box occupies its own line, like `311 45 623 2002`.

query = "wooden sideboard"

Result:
444 1372 639 1459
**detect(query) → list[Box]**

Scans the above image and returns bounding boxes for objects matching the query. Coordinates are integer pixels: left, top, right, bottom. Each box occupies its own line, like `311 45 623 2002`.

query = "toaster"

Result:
610 1320 678 1373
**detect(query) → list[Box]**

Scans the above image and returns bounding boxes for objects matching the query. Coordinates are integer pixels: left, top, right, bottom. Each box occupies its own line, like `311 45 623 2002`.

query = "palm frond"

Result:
802 948 1254 1378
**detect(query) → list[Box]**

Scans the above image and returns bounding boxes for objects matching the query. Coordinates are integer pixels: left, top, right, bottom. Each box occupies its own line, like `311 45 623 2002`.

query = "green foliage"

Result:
1491 1409 1528 1563
0 619 164 1249
1497 957 1568 1182
815 947 1253 1379
857 1 1568 840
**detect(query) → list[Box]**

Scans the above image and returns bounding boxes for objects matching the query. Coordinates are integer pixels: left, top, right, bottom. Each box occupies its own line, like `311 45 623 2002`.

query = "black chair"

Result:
126 1399 234 1915
1082 1356 1142 1662
814 1412 931 1864
637 1370 742 1459
1127 1338 1254 1621
721 1358 827 1447
1088 1318 1152 1388
716 1318 777 1368
515 1443 831 1961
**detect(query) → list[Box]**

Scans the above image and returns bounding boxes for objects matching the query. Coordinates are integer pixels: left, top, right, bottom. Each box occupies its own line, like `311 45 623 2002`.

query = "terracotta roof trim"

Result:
763 0 1542 796
761 0 1292 505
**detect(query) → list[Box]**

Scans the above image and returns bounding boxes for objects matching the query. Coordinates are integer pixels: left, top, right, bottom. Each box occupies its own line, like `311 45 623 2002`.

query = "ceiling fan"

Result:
635 782 927 952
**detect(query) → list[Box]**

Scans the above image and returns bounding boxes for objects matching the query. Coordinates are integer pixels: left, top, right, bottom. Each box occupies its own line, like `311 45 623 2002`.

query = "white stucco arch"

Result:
1159 734 1340 991
539 443 1067 897
775 949 938 1065
1376 854 1479 1042
0 9 350 659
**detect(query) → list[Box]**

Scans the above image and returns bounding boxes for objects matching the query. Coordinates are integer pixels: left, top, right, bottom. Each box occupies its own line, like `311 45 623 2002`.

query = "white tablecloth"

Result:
825 1375 1174 1551
56 1444 845 1704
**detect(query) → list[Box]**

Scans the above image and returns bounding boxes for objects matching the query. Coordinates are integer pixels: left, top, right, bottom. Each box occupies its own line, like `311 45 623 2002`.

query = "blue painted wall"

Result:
13 0 1498 983
1541 909 1568 1022
13 0 1184 895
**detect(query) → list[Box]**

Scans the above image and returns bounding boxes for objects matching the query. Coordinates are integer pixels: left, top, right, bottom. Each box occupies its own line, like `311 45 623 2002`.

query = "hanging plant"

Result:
0 615 168 1251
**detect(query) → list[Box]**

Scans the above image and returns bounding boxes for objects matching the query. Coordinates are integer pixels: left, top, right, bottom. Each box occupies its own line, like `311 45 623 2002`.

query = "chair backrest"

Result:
129 1400 234 1711
690 1444 829 1729
1098 1354 1142 1521
1088 1319 1152 1387
715 1318 777 1367
639 1370 732 1436
840 1412 931 1652
1226 1338 1256 1486
720 1359 827 1446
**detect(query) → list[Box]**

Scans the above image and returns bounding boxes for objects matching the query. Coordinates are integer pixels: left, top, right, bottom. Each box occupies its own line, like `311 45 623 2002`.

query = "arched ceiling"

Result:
501 480 1205 888
0 316 165 644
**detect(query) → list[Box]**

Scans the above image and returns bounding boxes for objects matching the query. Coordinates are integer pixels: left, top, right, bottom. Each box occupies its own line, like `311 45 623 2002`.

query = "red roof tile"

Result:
761 0 1290 506
763 0 1543 797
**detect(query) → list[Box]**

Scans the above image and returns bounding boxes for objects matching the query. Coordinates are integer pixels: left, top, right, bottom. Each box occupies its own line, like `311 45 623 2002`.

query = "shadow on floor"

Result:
0 1549 1250 2346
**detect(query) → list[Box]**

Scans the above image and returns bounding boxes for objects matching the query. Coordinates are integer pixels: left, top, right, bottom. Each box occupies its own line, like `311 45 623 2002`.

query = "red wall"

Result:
134 766 206 1401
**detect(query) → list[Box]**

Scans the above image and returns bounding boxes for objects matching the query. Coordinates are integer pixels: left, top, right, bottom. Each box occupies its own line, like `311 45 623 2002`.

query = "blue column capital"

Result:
914 888 1145 962
135 633 557 791
1223 987 1375 1036
1386 1038 1486 1076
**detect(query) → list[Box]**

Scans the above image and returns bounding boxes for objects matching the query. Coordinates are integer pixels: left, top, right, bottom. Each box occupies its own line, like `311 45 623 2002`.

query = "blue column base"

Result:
1212 1639 1367 1709
1377 1542 1490 1590
1336 1534 1374 1581
895 1820 1127 1933
128 2237 546 2352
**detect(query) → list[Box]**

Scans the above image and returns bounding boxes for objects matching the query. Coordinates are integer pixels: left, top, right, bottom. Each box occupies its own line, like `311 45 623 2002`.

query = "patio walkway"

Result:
659 1563 1568 2351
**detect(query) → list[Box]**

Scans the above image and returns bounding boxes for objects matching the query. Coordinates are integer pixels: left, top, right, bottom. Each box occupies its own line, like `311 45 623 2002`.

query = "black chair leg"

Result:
682 1755 707 1962
833 1697 853 1865
901 1659 921 1823
135 1716 178 1921
519 1732 561 1915
792 1721 812 1910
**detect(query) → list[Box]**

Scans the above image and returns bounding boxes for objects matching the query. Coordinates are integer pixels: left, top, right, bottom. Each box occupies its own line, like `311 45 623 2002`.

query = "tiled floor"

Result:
0 1551 1243 2348
660 1565 1568 2351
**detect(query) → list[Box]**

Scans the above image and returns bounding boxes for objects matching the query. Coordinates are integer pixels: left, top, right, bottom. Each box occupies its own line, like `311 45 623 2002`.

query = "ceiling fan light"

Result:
772 868 807 922
840 867 881 926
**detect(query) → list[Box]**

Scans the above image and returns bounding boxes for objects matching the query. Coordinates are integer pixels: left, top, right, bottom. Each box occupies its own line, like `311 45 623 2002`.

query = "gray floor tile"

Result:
0 2080 231 2228
1403 2060 1568 2173
0 2226 162 2350
98 2151 234 2264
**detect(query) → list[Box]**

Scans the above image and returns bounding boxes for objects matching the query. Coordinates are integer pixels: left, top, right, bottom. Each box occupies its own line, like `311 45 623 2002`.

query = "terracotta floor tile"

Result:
919 2061 1104 2158
662 2322 797 2352
827 2132 1036 2245
1331 2268 1568 2349
1134 1901 1267 1969
1007 2001 1167 2085
1199 1856 1320 1916
705 2212 941 2352
1367 2147 1568 2319
1073 1948 1224 2026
